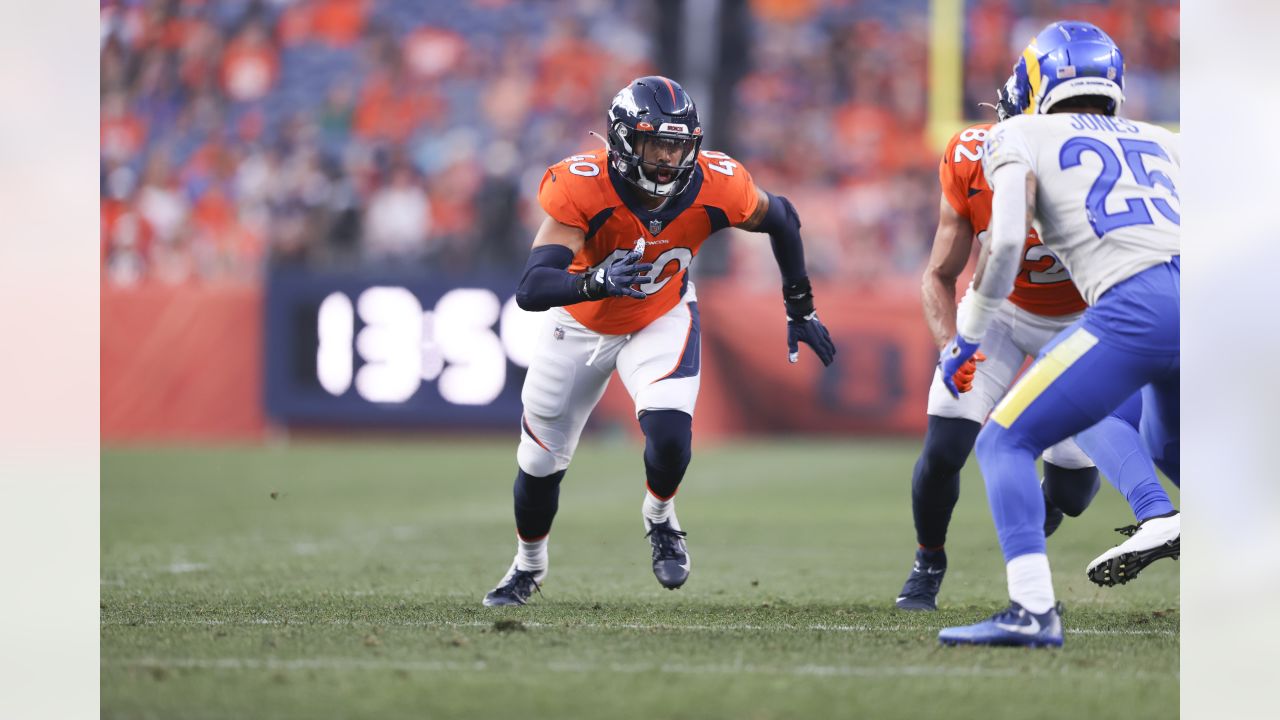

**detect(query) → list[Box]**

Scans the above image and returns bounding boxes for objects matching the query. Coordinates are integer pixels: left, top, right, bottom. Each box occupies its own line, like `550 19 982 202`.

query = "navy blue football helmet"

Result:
995 74 1022 122
1010 21 1125 116
606 76 703 198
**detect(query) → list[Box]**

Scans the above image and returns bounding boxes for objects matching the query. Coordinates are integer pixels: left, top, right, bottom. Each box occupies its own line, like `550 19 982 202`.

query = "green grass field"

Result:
102 438 1179 719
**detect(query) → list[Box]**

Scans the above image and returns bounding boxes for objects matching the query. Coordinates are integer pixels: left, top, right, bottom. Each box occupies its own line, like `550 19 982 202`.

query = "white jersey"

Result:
982 114 1181 305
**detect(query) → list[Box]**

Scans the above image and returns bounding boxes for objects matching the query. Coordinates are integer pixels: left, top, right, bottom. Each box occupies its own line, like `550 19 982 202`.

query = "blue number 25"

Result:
1059 137 1180 238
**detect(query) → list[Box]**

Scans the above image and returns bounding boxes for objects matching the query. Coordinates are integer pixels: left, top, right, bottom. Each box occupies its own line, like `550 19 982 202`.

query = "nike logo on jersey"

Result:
995 615 1042 635
968 187 982 197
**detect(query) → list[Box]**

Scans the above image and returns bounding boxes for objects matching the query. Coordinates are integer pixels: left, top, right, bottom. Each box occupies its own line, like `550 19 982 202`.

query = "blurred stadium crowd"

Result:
100 0 1178 289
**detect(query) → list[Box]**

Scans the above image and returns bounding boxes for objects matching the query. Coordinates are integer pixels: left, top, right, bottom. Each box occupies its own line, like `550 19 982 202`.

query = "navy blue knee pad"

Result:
513 469 565 540
638 410 693 500
1041 462 1100 517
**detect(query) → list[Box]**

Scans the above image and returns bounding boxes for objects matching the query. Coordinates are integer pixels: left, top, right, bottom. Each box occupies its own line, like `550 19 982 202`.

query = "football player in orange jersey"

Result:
895 77 1178 611
483 76 836 606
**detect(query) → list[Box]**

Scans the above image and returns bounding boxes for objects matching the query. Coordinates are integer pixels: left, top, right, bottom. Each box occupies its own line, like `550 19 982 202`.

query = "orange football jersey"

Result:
940 124 1087 316
538 148 759 335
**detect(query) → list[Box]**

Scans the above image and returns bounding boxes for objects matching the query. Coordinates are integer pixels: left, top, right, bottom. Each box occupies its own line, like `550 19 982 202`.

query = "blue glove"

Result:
939 335 982 398
580 251 654 301
781 277 835 366
787 312 837 366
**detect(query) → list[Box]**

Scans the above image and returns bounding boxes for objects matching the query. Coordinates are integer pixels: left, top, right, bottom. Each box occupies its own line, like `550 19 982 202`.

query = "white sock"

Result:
1006 553 1055 614
642 490 680 531
516 535 548 573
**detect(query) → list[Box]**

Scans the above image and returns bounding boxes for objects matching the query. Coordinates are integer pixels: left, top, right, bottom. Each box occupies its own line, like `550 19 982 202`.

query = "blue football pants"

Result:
976 260 1179 561
1074 392 1176 521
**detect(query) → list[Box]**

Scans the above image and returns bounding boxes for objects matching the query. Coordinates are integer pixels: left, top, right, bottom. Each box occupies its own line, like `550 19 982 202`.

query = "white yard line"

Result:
101 617 1177 637
106 656 1178 680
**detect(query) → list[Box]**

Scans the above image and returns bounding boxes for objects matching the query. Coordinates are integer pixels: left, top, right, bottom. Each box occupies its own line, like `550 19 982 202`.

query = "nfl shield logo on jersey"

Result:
649 219 663 235
553 326 565 340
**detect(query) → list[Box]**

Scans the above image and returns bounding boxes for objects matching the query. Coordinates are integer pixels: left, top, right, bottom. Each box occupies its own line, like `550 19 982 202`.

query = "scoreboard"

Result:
263 267 540 427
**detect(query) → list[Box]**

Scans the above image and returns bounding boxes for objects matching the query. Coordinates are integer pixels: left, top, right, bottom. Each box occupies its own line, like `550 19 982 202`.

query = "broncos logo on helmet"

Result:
1010 21 1126 116
606 76 703 199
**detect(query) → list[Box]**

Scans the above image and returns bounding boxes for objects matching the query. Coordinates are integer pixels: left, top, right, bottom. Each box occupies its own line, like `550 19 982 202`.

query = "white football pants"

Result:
927 291 1092 469
516 286 701 478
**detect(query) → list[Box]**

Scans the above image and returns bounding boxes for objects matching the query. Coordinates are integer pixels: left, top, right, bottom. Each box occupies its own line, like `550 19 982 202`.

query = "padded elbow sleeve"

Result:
516 244 579 311
758 192 808 285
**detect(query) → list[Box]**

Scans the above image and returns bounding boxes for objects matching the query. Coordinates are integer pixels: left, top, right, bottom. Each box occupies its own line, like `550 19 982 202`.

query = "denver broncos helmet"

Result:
606 76 703 198
994 74 1022 122
1008 21 1125 116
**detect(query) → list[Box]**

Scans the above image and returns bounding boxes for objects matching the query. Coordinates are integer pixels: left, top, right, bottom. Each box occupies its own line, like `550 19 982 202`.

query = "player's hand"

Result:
780 277 835 366
583 251 653 300
939 336 982 398
949 350 987 394
787 312 837 366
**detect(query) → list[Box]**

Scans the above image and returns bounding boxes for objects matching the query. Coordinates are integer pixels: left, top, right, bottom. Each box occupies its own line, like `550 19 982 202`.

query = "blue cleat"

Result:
482 562 544 607
895 548 946 611
939 601 1064 648
644 520 690 589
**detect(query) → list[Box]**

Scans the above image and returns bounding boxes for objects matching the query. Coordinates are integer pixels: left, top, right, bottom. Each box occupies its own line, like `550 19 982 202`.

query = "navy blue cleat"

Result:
482 563 544 607
645 520 690 589
895 548 947 611
939 601 1064 648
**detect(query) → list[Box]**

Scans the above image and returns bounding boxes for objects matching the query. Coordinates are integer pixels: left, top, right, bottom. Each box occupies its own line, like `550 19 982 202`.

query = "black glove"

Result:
578 251 654 301
783 278 836 366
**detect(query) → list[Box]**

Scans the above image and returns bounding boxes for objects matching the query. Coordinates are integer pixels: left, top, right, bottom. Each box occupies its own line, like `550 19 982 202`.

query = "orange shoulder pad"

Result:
695 150 759 226
939 123 994 219
537 149 613 231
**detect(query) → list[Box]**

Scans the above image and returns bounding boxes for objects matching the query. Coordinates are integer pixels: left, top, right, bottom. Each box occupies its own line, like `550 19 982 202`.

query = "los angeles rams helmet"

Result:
1008 21 1125 116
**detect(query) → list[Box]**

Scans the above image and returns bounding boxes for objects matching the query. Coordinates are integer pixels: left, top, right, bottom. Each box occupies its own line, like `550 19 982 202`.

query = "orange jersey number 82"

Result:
953 127 988 163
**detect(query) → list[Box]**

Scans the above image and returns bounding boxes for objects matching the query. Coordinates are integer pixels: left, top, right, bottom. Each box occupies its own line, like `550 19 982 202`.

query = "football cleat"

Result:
1086 512 1180 587
482 561 544 607
644 520 690 589
939 601 1064 648
895 548 947 611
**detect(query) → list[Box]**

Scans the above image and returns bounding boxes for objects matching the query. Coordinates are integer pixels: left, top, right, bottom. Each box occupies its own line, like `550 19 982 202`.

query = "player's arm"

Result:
921 195 976 349
737 187 836 366
940 163 1033 396
959 164 1035 342
514 214 652 311
938 122 1035 396
736 187 804 281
